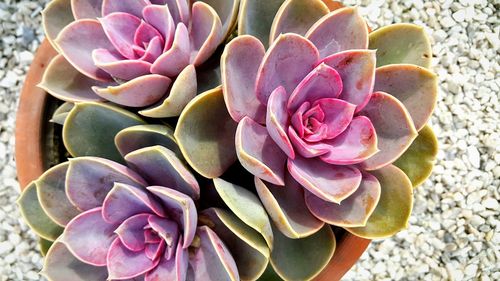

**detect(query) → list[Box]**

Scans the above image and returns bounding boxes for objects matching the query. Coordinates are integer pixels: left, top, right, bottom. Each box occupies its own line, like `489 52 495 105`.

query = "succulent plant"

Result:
39 0 239 117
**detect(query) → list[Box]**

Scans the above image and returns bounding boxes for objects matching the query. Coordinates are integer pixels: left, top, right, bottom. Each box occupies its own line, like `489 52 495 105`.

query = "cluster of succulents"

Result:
19 0 439 280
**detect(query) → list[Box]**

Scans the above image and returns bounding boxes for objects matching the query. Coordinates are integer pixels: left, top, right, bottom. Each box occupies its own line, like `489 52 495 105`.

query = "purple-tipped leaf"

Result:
115 213 150 251
266 86 295 158
145 238 188 281
151 23 190 77
190 1 223 65
92 48 152 81
142 4 176 49
107 237 160 280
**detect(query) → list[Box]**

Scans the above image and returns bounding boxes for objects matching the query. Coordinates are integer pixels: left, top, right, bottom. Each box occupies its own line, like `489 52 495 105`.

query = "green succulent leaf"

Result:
394 125 438 188
238 0 286 47
269 0 329 44
36 162 81 226
18 182 63 241
198 0 239 39
258 263 283 281
63 102 145 163
270 224 335 281
213 178 274 249
115 124 181 158
346 165 413 239
39 237 53 257
175 87 238 178
369 23 432 68
50 102 74 125
201 208 270 281
42 0 73 51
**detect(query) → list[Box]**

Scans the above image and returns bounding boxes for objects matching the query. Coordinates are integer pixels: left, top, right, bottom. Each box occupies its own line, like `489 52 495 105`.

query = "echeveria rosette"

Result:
222 0 438 248
18 144 244 281
40 0 239 117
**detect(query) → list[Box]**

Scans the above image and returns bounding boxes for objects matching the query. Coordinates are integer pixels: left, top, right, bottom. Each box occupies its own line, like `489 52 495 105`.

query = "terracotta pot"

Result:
16 40 370 281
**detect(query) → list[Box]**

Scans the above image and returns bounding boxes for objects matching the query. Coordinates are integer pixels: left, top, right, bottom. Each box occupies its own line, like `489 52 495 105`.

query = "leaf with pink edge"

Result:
40 241 108 281
142 4 175 48
270 224 335 281
267 87 295 158
306 7 369 58
255 33 319 105
189 226 239 281
197 0 239 39
61 208 117 266
369 23 432 68
346 165 413 239
115 124 180 158
71 0 103 19
38 55 106 103
287 156 362 203
145 238 188 281
175 87 238 178
200 208 270 281
221 35 267 123
151 23 191 77
269 0 329 44
374 64 438 131
102 183 166 224
107 237 160 280
190 2 223 65
238 0 285 47
92 74 171 107
18 182 63 241
305 172 381 227
321 49 376 112
213 178 274 249
55 19 114 81
114 214 149 251
125 146 200 200
66 157 147 211
359 91 418 170
63 102 145 163
42 0 74 51
394 125 438 187
287 63 343 113
147 186 197 247
101 0 149 18
91 48 152 81
236 117 287 186
36 162 81 227
139 65 197 118
255 175 324 239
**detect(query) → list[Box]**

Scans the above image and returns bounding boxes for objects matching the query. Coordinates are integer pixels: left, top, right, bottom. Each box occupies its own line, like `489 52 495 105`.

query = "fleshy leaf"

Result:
270 224 335 281
107 238 160 280
145 238 188 281
139 65 197 118
101 0 149 18
38 55 106 102
359 91 418 170
305 172 381 227
115 214 149 251
346 165 413 239
115 124 180 158
258 264 283 281
238 0 286 48
41 241 108 281
18 182 63 241
266 87 295 158
255 175 324 238
63 102 145 163
374 64 438 131
221 35 267 123
269 0 329 44
189 226 239 281
125 146 200 200
92 75 171 107
175 87 237 178
71 0 103 19
200 208 270 281
287 156 361 203
255 33 319 105
39 237 53 257
213 178 274 249
62 208 117 266
66 157 147 211
236 117 287 186
147 186 197 247
51 102 75 125
36 162 81 226
198 0 239 39
321 49 376 112
42 0 74 51
369 23 432 68
151 23 190 77
306 7 368 58
190 1 223 65
394 125 438 187
55 19 114 81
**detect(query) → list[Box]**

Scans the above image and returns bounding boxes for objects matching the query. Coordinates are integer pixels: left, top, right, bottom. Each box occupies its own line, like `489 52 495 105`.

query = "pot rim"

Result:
15 39 370 281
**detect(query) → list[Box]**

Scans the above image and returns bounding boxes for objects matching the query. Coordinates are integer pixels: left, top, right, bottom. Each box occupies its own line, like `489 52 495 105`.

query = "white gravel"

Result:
0 0 498 280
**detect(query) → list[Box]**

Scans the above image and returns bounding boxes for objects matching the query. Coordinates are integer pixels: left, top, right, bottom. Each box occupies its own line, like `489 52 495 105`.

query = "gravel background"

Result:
0 0 498 280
